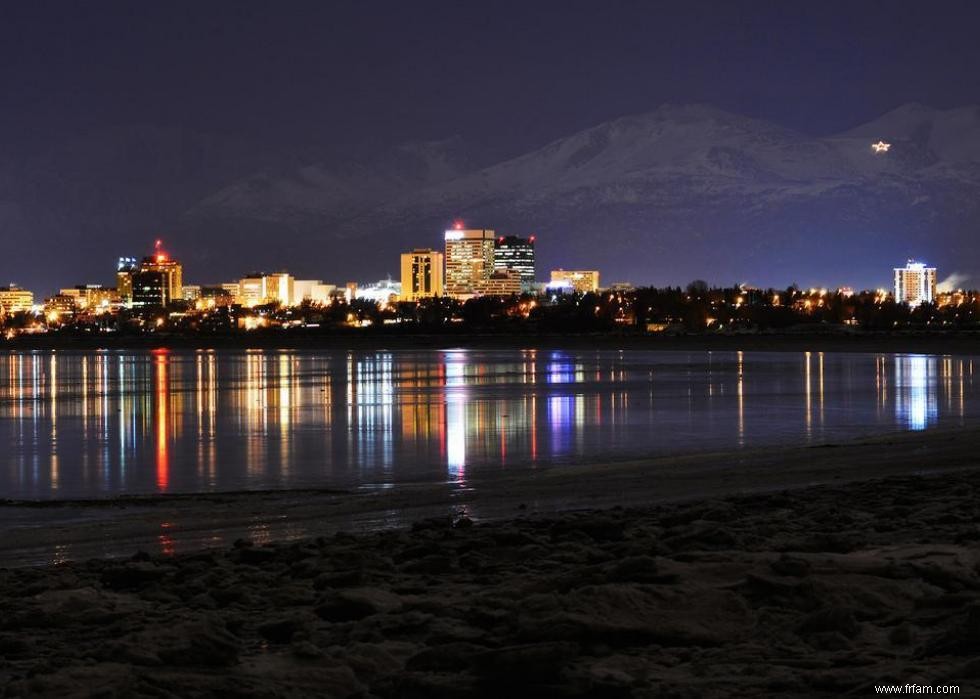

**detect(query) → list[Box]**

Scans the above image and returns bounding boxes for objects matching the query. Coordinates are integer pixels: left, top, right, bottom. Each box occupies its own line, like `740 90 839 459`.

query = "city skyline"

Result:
0 231 951 306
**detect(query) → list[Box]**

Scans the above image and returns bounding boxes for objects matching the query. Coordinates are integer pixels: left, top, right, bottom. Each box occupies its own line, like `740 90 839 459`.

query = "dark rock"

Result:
552 517 625 543
136 617 240 667
412 516 454 532
315 569 365 590
923 603 980 656
453 515 474 529
798 607 860 638
608 556 662 583
406 642 486 671
403 554 456 575
236 546 279 565
770 554 812 577
316 588 403 622
100 562 168 590
258 617 307 644
473 641 580 683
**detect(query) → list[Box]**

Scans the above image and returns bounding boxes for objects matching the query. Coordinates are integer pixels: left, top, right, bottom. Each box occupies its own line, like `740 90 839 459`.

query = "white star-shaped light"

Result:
871 140 891 153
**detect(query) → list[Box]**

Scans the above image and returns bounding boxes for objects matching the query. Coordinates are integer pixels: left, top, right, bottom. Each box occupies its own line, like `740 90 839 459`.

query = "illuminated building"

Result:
0 285 34 313
549 269 600 293
59 285 118 313
197 286 235 308
293 280 335 305
43 294 77 322
265 273 294 306
400 248 444 301
182 285 201 301
136 241 182 305
478 269 522 296
131 271 168 308
356 278 401 305
894 260 937 306
237 273 295 307
221 282 240 299
445 223 495 298
116 257 138 302
494 235 535 291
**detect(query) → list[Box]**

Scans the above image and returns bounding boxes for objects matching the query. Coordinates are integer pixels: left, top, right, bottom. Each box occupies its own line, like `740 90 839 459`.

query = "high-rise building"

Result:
116 257 138 303
131 271 168 308
445 225 495 298
400 248 444 301
494 235 535 291
894 260 937 306
478 269 522 296
135 241 182 306
549 269 601 293
0 285 34 313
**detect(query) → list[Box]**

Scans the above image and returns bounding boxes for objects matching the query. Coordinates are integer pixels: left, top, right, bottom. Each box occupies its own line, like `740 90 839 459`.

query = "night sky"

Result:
3 0 980 292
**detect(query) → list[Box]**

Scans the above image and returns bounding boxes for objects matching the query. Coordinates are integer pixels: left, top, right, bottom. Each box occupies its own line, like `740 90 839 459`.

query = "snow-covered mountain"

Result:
6 103 980 291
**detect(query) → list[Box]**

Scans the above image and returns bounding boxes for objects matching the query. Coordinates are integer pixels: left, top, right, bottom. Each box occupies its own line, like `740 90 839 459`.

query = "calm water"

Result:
0 349 976 500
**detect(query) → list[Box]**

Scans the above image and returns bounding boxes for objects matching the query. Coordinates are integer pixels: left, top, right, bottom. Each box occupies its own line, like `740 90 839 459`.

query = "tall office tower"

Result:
116 257 138 302
549 269 601 293
137 241 183 305
444 224 495 298
130 271 168 308
494 235 535 291
400 248 444 301
893 260 937 306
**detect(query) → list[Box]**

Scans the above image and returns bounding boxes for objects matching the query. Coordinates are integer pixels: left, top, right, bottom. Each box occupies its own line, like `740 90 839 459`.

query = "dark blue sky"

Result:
3 0 977 151
2 0 980 292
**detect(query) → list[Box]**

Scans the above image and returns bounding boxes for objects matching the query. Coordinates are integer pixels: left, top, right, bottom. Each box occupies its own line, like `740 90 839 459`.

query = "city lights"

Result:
0 228 959 341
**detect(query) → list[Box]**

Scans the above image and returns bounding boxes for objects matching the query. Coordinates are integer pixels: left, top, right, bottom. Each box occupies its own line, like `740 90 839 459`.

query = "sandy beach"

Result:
1 427 980 696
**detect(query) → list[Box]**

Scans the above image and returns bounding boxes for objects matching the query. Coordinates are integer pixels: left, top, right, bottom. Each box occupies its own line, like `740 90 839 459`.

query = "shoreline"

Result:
3 425 979 568
2 466 978 696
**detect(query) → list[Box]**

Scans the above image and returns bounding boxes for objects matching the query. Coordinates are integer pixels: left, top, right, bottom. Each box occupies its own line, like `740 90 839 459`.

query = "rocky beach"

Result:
2 467 979 697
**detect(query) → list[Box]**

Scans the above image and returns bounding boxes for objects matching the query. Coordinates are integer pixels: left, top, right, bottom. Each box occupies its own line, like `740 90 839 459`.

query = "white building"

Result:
355 278 401 305
893 260 937 306
293 280 335 305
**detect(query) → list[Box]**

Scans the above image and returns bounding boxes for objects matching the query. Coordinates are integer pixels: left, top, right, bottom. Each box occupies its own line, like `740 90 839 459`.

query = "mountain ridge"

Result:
5 102 980 292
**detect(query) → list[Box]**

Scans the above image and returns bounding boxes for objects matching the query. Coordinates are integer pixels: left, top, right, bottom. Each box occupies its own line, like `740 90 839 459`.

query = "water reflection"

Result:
0 350 976 500
894 355 939 431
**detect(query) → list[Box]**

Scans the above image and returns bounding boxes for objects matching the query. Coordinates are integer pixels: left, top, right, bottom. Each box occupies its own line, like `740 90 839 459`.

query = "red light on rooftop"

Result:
529 235 536 242
453 220 464 230
156 254 167 263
